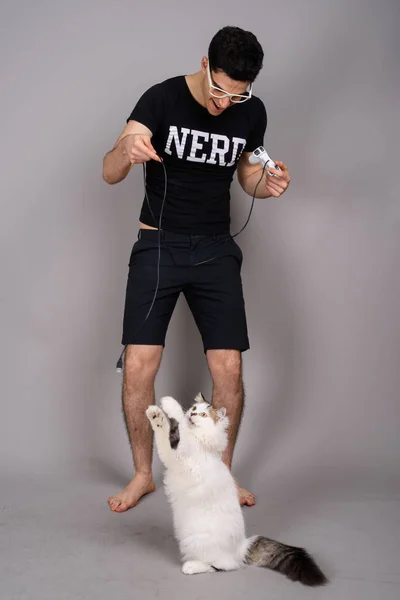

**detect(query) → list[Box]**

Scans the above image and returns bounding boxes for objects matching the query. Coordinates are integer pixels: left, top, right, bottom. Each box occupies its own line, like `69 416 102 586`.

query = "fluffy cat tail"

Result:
243 535 328 587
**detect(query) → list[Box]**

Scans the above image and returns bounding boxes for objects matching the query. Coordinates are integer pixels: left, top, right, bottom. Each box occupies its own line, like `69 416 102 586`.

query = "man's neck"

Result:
185 71 206 108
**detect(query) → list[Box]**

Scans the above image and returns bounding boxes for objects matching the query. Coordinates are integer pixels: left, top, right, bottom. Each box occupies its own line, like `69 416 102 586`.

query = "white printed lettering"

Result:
164 126 190 158
206 134 230 166
164 126 247 166
226 137 247 166
186 130 209 163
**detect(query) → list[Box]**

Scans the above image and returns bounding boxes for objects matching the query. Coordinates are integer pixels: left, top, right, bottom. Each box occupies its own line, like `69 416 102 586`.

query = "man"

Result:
103 26 290 512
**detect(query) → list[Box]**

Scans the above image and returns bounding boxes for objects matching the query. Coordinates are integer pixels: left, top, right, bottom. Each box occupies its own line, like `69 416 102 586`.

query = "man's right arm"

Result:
102 120 159 185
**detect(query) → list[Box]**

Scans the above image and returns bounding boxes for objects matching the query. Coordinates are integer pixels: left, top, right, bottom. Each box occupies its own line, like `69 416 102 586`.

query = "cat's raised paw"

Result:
145 405 166 429
160 396 184 421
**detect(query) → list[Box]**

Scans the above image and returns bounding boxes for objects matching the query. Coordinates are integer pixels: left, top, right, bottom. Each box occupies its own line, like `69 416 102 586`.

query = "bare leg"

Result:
207 349 255 507
108 345 163 512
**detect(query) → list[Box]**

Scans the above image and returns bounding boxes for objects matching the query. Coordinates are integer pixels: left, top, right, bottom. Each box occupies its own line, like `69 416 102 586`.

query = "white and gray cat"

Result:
146 393 328 586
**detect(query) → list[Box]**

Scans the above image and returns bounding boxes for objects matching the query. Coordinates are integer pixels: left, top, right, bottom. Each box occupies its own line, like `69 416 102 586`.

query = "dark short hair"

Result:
208 26 264 83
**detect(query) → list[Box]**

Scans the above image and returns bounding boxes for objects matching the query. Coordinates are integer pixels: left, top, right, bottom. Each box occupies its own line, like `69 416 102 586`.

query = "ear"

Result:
216 407 227 421
194 392 208 404
201 56 208 72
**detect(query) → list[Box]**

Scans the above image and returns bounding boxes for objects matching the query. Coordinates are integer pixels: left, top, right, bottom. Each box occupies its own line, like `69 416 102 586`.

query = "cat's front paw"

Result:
160 396 183 421
146 405 166 429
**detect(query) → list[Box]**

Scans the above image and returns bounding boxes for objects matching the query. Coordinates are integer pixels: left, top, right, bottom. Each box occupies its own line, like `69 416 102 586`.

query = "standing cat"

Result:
145 393 328 585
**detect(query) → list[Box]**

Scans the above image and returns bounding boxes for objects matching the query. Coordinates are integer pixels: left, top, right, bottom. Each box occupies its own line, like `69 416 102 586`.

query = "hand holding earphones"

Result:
249 146 280 174
249 146 290 198
120 133 161 164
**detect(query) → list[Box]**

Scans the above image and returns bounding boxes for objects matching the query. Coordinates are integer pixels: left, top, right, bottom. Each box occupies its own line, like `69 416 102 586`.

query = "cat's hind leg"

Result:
182 561 215 575
211 555 240 572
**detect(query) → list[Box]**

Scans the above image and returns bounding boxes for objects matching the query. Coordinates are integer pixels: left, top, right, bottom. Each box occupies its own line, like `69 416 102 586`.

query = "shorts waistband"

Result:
138 229 230 242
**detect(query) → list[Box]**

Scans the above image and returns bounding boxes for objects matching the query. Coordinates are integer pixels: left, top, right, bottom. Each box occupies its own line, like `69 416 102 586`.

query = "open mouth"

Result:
211 99 223 111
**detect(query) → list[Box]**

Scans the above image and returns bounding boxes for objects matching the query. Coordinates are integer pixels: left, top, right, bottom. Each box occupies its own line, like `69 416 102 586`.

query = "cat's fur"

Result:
146 393 328 585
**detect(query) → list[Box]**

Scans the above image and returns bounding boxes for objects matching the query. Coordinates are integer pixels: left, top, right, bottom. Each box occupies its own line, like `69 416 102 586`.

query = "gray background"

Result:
1 1 399 599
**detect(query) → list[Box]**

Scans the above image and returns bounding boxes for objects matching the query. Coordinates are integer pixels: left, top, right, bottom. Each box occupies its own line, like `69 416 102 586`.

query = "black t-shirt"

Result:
127 75 267 234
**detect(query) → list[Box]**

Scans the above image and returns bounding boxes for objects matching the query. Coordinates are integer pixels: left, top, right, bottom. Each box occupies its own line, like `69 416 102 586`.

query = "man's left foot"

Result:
238 485 255 506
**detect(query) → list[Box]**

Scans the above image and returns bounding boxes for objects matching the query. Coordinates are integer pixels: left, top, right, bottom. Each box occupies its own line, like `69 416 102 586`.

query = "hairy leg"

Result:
108 344 163 512
207 349 255 507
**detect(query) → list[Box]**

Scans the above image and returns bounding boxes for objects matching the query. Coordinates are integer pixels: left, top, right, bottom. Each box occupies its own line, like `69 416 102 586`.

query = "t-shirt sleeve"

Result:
244 99 267 152
126 83 164 135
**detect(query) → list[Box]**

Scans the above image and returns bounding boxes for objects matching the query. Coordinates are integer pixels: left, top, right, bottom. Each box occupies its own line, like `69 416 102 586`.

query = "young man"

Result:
103 26 290 511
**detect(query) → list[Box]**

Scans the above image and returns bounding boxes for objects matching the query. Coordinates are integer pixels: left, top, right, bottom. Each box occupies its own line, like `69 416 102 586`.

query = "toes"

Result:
108 495 129 511
238 488 256 507
109 498 133 512
114 503 131 512
241 495 255 506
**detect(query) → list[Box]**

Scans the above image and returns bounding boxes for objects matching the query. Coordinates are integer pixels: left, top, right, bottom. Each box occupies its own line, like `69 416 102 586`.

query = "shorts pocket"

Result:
228 238 243 265
128 238 157 267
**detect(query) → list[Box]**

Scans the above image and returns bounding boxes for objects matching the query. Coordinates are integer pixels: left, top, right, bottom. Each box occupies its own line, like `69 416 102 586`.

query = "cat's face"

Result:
185 394 228 433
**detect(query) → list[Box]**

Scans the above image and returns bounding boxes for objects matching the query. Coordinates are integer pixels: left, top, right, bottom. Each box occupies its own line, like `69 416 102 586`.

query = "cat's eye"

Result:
201 412 207 418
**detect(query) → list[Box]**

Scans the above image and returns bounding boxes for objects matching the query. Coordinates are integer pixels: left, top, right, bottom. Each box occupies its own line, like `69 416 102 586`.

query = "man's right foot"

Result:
108 474 156 512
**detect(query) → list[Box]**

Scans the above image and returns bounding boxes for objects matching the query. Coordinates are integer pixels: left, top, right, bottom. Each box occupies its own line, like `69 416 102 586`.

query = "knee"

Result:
207 350 242 389
124 345 162 384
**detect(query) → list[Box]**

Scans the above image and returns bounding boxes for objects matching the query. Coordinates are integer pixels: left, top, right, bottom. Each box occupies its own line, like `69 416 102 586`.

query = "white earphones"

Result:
249 146 281 176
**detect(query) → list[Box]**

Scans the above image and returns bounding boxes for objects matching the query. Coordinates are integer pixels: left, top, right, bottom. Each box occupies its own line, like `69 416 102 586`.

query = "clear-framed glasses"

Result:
207 61 252 103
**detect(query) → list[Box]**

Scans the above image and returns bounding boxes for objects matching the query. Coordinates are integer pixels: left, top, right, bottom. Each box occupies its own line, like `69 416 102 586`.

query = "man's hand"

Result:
103 120 160 184
119 133 161 165
261 161 290 198
237 153 291 199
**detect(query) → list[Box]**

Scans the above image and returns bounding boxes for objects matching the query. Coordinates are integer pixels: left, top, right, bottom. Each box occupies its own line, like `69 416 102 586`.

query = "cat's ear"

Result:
194 392 207 404
216 407 227 421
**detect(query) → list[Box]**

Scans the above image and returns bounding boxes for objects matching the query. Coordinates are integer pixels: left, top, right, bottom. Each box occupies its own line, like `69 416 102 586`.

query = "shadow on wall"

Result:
231 218 301 488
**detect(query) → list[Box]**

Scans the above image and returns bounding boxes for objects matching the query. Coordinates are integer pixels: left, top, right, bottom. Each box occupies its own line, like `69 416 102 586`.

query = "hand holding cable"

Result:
120 133 161 165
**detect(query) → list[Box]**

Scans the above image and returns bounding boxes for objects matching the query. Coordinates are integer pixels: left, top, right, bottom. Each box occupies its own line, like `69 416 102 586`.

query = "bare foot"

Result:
237 484 256 507
108 474 156 512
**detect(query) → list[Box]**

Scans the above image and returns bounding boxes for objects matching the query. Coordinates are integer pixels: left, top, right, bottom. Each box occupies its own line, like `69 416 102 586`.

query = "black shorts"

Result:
121 229 249 352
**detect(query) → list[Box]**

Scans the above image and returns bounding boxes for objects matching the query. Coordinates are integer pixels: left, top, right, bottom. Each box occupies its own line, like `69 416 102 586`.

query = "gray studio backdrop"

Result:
1 0 399 489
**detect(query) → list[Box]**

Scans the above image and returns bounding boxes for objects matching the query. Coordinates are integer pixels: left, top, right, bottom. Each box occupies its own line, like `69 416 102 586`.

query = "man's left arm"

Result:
237 152 291 198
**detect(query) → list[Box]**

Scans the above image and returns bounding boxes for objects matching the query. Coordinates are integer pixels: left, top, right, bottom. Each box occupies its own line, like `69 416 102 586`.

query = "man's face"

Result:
201 58 250 116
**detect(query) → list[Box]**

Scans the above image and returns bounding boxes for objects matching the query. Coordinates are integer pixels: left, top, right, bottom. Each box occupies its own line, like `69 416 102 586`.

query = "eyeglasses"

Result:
206 61 252 104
